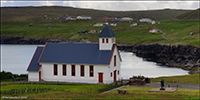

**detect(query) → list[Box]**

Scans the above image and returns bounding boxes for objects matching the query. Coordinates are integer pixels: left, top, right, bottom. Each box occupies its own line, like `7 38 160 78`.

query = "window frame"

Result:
89 65 94 77
114 55 116 67
54 64 58 76
62 64 66 76
80 65 84 77
106 38 108 43
102 38 104 43
71 65 75 76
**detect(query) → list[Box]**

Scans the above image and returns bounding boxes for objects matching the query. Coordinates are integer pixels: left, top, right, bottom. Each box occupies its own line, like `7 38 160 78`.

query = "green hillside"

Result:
1 6 199 46
177 8 200 19
1 6 190 22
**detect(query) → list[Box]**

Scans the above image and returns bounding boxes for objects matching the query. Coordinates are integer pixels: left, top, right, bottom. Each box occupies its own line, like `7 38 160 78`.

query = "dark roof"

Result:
98 24 116 38
38 43 115 65
27 47 44 71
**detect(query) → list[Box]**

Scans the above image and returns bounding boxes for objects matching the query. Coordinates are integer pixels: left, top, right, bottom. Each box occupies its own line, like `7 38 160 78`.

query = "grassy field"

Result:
1 6 199 46
1 74 199 99
1 18 199 46
151 74 199 84
1 6 190 22
150 19 200 46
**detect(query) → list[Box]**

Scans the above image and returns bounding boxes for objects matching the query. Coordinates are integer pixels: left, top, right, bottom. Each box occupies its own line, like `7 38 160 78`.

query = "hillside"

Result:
177 8 200 19
1 6 199 46
1 6 190 22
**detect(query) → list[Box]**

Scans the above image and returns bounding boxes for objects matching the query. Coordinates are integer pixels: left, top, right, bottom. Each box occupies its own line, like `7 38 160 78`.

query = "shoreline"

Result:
1 36 200 74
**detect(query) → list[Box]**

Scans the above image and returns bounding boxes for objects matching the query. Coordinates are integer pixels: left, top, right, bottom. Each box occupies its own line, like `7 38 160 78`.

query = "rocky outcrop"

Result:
118 44 200 74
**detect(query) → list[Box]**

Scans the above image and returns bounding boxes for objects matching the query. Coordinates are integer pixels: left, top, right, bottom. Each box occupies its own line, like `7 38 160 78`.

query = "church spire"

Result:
99 24 116 50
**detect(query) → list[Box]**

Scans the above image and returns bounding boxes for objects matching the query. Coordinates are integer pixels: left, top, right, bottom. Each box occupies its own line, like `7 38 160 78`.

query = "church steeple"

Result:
98 24 116 50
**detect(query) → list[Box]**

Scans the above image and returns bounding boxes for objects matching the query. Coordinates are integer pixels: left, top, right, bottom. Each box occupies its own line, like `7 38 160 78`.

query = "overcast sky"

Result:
1 0 199 11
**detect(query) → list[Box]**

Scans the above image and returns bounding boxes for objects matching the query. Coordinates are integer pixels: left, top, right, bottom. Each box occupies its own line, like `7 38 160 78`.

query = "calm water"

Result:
1 44 189 78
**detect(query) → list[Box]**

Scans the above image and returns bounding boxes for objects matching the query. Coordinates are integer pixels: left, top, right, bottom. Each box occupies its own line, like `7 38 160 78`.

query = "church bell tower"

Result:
98 24 116 50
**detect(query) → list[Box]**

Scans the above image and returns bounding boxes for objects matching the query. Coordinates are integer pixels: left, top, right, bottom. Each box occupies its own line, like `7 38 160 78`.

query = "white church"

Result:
27 24 122 84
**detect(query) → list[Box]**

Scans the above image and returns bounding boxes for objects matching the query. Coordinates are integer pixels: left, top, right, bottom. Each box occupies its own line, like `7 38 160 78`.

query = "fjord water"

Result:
1 44 188 78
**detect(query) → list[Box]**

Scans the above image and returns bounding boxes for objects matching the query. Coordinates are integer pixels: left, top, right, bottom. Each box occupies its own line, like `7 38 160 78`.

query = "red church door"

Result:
39 71 41 81
98 73 103 83
114 70 116 81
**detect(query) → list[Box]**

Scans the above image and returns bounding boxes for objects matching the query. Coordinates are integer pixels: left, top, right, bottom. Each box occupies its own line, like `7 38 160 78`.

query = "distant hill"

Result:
176 8 200 19
1 6 191 22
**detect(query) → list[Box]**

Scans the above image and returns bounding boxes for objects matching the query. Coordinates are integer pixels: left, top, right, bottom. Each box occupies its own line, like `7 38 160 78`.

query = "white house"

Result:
151 20 156 24
27 25 122 84
130 22 137 26
77 16 92 20
149 29 158 33
93 23 103 26
139 18 152 23
121 17 133 22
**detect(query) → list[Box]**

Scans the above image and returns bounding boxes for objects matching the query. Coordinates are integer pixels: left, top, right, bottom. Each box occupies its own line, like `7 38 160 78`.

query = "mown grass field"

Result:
151 74 199 84
1 74 199 99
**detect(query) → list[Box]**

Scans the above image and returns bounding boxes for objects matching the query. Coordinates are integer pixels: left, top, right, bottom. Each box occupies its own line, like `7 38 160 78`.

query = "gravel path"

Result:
157 29 168 39
129 82 199 90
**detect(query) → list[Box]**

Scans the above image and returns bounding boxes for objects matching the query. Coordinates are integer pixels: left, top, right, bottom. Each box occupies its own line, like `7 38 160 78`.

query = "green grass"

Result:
151 74 199 84
150 19 200 46
1 74 199 99
1 85 199 99
1 14 199 46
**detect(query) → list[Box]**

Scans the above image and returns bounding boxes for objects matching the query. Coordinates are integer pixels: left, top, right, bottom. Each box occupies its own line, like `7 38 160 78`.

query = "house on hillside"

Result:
149 29 157 33
151 20 156 24
139 18 152 23
121 17 133 22
110 23 117 26
130 22 137 26
27 24 122 84
113 18 121 21
64 16 72 20
77 16 92 20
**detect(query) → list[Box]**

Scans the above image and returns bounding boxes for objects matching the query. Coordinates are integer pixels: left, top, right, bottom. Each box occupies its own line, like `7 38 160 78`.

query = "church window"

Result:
114 55 116 67
106 38 108 43
54 64 58 75
80 65 84 77
63 64 66 76
102 38 104 43
71 65 75 76
90 65 94 77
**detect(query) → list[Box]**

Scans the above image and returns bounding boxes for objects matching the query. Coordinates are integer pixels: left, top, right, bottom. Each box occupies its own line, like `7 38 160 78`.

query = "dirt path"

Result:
157 29 168 39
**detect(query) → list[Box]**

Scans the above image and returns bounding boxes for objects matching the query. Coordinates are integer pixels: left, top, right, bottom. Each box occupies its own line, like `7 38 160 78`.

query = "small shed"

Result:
110 23 117 26
93 23 103 26
130 22 137 26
